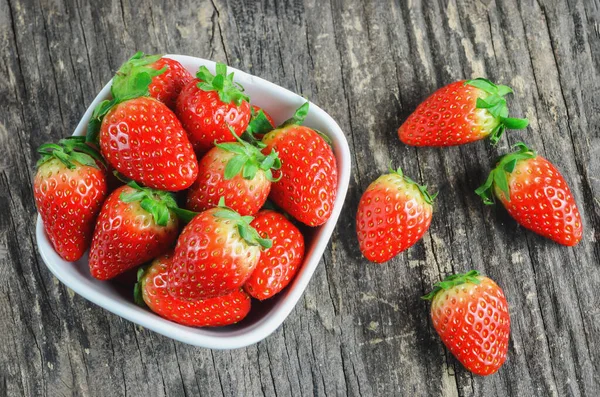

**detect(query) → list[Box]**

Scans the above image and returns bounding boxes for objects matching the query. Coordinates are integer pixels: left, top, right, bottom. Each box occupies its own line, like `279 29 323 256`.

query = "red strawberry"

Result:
398 79 528 146
261 104 337 226
476 143 583 246
98 97 198 191
147 57 193 110
34 137 108 261
87 53 198 191
186 136 281 216
135 253 251 327
168 204 271 300
89 183 180 280
112 52 193 111
176 63 251 154
423 270 511 376
356 167 435 263
244 210 305 300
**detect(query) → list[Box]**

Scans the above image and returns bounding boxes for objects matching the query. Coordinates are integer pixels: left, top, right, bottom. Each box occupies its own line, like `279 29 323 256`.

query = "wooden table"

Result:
1 0 599 395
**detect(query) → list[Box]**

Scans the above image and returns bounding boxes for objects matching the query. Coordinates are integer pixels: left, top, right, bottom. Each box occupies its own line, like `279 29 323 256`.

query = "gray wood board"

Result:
0 0 599 395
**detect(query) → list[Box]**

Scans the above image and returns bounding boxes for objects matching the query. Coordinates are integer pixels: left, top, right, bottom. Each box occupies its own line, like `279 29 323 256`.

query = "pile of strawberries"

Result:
34 52 338 327
356 79 583 376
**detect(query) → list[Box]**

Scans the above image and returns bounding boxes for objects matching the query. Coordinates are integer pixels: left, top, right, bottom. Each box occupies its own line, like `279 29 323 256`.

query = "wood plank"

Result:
0 0 598 395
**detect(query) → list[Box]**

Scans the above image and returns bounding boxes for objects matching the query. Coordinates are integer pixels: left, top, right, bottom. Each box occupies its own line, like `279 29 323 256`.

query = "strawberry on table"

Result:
186 131 281 216
422 270 511 376
244 210 305 300
136 253 251 327
168 201 271 300
261 103 338 226
476 142 583 246
356 167 435 263
87 53 198 191
34 137 108 262
398 78 529 146
88 182 182 280
112 52 193 110
176 63 251 154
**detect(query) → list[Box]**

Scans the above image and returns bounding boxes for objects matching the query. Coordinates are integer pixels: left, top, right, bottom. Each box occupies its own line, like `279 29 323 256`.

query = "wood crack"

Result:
73 0 96 88
280 326 299 395
209 0 230 64
37 0 68 131
150 336 169 397
171 343 188 397
328 0 362 188
262 344 280 396
337 345 354 397
5 285 28 396
209 351 226 397
522 235 560 395
307 330 328 397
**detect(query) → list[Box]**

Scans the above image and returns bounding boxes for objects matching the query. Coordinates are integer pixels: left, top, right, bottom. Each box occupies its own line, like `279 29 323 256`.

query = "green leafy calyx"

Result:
279 102 309 128
243 102 311 144
217 126 281 182
37 136 104 170
421 270 481 301
133 265 148 307
245 107 274 138
196 63 249 106
213 197 272 249
389 166 437 205
87 52 165 144
111 52 165 101
474 142 536 205
119 181 198 227
465 78 529 145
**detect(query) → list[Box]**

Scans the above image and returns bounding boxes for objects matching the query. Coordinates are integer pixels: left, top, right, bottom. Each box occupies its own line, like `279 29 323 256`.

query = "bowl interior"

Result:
36 54 351 348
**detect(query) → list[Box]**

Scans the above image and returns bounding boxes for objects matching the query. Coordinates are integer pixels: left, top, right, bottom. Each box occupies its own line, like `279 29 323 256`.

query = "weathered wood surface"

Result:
1 0 599 395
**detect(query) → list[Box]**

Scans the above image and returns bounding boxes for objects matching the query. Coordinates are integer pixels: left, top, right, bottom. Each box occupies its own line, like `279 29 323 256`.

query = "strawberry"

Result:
87 53 198 191
147 57 193 110
476 143 583 246
88 183 180 280
356 167 435 263
398 78 529 146
176 63 251 154
135 253 251 327
186 133 281 216
244 210 305 300
168 202 271 300
34 137 108 261
112 52 193 111
99 97 198 191
261 104 338 226
422 270 511 376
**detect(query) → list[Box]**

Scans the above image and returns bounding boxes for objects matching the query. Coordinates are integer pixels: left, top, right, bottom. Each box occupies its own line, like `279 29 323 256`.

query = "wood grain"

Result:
1 0 599 395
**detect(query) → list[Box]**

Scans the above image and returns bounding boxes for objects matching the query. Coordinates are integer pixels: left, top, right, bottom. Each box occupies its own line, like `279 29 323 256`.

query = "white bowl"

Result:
35 54 351 349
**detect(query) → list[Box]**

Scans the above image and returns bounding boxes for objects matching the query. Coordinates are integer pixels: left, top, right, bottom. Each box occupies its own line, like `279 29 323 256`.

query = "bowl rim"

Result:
35 54 352 349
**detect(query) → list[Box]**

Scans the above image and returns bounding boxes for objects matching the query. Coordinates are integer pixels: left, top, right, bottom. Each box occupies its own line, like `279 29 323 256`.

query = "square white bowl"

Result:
35 54 351 349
